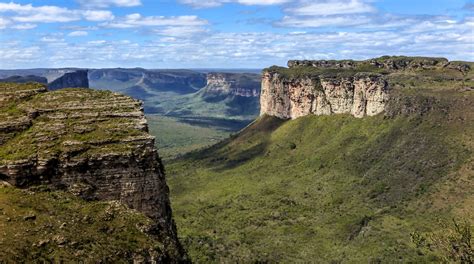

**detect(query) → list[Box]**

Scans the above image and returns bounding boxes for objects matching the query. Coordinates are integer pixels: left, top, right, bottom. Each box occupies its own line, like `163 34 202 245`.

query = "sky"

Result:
0 0 473 69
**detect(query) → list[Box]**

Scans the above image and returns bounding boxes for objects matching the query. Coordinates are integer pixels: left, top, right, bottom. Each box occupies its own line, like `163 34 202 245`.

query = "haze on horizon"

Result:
0 0 473 69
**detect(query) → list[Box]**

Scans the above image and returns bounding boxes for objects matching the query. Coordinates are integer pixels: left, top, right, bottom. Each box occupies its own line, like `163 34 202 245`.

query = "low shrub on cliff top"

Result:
0 185 164 262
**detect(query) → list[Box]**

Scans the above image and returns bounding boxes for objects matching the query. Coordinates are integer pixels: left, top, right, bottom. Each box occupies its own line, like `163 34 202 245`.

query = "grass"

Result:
166 89 473 262
0 184 163 262
147 115 239 160
0 87 148 163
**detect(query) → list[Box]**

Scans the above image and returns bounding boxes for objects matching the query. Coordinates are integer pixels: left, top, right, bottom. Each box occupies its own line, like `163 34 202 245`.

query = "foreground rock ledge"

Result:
0 83 187 262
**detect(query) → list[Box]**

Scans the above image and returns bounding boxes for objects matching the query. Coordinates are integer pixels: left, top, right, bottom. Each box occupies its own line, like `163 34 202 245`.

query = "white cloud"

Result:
83 10 115 21
179 0 291 8
0 17 10 29
286 0 376 16
11 23 36 29
279 15 371 27
101 14 208 28
76 0 142 8
68 31 89 37
0 2 81 23
0 2 115 26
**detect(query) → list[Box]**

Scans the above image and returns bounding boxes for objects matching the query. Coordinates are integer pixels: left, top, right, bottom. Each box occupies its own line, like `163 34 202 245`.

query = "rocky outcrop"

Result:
48 70 89 90
261 56 474 120
0 83 186 262
203 73 261 98
0 75 48 84
288 56 471 73
260 71 389 119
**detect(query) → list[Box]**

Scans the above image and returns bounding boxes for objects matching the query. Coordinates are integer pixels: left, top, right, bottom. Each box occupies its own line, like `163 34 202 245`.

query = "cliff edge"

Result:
0 83 187 262
261 56 472 119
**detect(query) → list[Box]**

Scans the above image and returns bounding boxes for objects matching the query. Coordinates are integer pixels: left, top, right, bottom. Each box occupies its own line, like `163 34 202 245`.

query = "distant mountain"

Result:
89 68 207 95
0 67 262 127
0 75 47 84
48 70 89 90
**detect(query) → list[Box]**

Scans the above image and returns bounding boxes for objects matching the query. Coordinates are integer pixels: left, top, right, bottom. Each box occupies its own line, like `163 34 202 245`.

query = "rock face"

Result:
261 56 472 120
203 73 261 98
48 70 89 90
287 56 471 73
260 71 389 119
0 83 186 262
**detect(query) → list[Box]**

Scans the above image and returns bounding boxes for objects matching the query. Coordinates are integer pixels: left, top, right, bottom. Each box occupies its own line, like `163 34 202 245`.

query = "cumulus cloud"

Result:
0 2 115 27
179 0 291 8
76 0 142 8
68 31 89 37
2 15 471 69
286 0 376 16
100 14 208 28
83 10 115 21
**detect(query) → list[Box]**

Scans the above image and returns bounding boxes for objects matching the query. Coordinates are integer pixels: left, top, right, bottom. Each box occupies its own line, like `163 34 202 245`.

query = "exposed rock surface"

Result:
261 71 389 119
0 83 186 262
288 56 471 73
48 70 89 90
261 56 472 120
202 72 261 98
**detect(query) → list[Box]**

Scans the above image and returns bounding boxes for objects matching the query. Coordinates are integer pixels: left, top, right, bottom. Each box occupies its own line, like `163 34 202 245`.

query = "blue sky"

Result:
0 0 472 69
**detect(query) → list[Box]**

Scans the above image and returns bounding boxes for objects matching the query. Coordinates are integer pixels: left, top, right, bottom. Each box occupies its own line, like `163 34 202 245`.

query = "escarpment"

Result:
261 56 472 119
261 71 389 119
0 83 186 261
203 73 261 98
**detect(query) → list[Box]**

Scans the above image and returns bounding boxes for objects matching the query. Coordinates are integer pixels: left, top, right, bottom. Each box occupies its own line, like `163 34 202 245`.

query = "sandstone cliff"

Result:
0 83 186 262
261 56 471 119
202 72 260 98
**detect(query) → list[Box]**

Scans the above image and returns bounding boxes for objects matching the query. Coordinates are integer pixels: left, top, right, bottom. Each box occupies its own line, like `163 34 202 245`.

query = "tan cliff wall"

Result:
205 72 260 97
260 71 389 119
0 83 186 261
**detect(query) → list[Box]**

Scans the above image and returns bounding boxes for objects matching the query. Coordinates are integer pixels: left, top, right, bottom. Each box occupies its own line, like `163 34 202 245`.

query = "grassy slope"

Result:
167 84 473 262
0 185 163 262
147 115 232 160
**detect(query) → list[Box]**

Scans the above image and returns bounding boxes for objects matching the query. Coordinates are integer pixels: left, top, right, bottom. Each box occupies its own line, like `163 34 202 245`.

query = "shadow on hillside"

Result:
199 115 287 172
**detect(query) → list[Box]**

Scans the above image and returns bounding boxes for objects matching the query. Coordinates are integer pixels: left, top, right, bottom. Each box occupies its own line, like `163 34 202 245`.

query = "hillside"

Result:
0 83 187 262
167 57 474 262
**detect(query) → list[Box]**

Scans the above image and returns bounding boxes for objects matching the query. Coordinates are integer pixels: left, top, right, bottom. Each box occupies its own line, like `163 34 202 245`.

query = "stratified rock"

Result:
261 56 471 120
0 82 186 262
202 72 261 98
260 71 389 119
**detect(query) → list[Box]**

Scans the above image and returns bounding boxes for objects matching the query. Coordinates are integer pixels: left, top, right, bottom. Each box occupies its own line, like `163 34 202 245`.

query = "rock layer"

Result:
0 83 186 261
260 71 389 119
203 72 261 98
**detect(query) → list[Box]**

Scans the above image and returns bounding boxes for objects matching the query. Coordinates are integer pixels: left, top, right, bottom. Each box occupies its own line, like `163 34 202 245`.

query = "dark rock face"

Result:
0 75 48 84
0 83 187 262
48 70 89 90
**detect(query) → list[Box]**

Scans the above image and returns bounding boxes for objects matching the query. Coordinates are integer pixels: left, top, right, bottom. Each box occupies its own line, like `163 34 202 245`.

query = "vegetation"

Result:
167 87 473 262
147 115 233 160
0 184 163 262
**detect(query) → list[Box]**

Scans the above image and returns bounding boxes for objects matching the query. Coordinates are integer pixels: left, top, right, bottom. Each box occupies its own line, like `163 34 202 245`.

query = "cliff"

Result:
48 70 89 90
202 73 260 98
261 56 472 119
0 83 186 262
